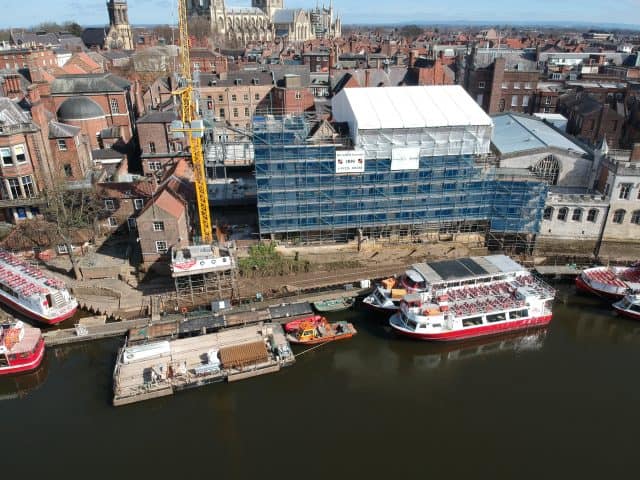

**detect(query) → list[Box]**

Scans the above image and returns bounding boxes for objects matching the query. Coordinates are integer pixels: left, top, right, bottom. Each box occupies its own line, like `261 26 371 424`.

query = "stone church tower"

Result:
106 0 134 50
252 0 284 18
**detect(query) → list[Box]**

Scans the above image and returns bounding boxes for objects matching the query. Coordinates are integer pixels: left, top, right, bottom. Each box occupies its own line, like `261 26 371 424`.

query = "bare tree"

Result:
188 17 211 41
41 176 102 280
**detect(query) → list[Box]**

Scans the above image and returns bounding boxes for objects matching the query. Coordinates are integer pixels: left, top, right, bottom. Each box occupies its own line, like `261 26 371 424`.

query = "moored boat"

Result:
0 250 78 324
389 269 555 342
313 297 355 312
286 318 357 345
285 315 325 333
0 320 45 375
575 264 640 300
612 293 640 321
363 255 534 315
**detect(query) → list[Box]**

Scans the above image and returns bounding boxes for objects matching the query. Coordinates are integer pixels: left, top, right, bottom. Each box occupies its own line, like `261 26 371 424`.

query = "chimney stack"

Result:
630 143 640 162
409 49 418 67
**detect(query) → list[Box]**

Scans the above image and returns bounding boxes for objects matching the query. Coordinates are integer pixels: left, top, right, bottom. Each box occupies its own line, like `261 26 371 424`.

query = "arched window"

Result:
572 208 583 221
587 209 598 222
613 209 626 224
631 210 640 225
543 207 554 220
532 155 560 185
557 207 568 221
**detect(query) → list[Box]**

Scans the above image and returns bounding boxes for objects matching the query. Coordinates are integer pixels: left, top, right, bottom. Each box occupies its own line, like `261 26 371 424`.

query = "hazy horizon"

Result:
0 0 638 30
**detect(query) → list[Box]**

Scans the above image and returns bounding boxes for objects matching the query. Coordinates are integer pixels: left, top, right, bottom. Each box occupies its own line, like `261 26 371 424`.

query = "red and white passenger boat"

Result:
0 320 45 375
575 264 640 300
612 293 640 321
389 259 555 341
364 255 539 316
0 250 77 324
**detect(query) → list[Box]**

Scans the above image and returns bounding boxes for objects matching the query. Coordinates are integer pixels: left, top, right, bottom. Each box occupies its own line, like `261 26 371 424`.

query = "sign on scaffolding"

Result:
335 149 365 174
391 146 420 171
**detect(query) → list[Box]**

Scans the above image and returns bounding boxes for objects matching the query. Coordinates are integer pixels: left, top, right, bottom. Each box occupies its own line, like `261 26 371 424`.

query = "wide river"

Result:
3 283 640 479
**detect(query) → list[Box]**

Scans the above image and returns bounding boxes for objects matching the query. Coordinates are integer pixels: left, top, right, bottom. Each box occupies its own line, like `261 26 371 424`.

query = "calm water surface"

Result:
3 284 640 479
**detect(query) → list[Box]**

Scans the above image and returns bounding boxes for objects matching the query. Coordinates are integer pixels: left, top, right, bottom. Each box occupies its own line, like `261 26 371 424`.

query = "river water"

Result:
3 283 640 479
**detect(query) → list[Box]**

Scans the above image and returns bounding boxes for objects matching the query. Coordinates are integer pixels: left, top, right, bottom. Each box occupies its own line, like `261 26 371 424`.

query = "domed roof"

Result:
57 96 105 121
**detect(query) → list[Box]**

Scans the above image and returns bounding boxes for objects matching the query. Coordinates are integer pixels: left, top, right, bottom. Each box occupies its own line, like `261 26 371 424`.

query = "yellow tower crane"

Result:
173 0 213 244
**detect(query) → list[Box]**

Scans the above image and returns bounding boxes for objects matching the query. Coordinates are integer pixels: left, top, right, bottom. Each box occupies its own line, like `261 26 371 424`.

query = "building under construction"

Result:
252 86 547 253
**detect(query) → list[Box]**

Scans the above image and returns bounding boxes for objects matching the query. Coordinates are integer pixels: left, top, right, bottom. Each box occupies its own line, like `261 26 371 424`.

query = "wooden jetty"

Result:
43 286 370 347
112 322 295 406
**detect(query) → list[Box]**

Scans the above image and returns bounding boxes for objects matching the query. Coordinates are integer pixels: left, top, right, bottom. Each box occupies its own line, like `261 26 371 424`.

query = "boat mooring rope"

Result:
294 341 332 358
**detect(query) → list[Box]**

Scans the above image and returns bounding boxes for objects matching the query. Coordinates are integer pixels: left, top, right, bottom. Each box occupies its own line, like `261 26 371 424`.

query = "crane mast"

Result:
176 0 213 244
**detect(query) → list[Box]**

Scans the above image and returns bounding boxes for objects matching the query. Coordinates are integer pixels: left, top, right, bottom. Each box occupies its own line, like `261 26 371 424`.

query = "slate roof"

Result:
268 64 311 88
272 9 303 24
81 28 108 48
199 70 274 87
57 96 105 120
51 73 131 95
48 121 80 138
137 111 178 124
0 97 32 126
472 48 538 71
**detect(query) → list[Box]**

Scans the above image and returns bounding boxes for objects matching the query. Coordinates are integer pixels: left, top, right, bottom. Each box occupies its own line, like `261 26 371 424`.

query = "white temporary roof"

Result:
332 85 492 131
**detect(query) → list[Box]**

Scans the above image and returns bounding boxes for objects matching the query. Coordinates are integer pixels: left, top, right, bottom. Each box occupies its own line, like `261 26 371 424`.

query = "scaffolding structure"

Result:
253 114 548 252
170 245 239 308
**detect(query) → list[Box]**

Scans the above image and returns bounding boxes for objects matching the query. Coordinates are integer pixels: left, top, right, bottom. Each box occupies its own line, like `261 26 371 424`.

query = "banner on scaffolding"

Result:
391 146 420 171
335 149 365 174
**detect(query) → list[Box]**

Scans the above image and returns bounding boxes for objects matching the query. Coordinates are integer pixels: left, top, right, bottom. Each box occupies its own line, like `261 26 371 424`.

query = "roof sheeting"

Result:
492 113 587 156
332 86 492 131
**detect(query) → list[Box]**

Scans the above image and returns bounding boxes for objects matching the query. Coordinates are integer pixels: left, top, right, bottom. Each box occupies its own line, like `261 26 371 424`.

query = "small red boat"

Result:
0 320 45 375
285 315 325 333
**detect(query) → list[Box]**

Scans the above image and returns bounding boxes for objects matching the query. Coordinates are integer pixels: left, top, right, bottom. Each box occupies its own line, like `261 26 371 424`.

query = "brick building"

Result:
137 111 188 177
408 53 455 86
47 121 93 182
302 50 331 72
141 76 175 113
559 92 625 147
462 50 541 114
136 161 194 273
55 96 109 150
50 73 135 147
271 73 315 114
190 48 228 75
0 97 46 222
198 71 274 129
531 82 564 114
98 180 154 234
0 46 58 72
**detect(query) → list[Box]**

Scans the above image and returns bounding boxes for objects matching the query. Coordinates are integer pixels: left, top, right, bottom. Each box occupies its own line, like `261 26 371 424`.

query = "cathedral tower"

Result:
106 0 134 50
252 0 284 19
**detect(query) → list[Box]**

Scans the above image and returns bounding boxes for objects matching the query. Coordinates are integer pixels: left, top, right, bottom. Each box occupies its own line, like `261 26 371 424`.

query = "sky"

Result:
0 0 638 29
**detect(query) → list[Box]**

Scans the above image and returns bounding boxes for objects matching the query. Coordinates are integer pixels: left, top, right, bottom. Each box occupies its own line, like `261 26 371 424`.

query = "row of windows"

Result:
617 183 640 200
104 198 145 211
544 207 598 222
545 207 640 225
0 144 28 166
1 175 35 200
207 93 261 103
